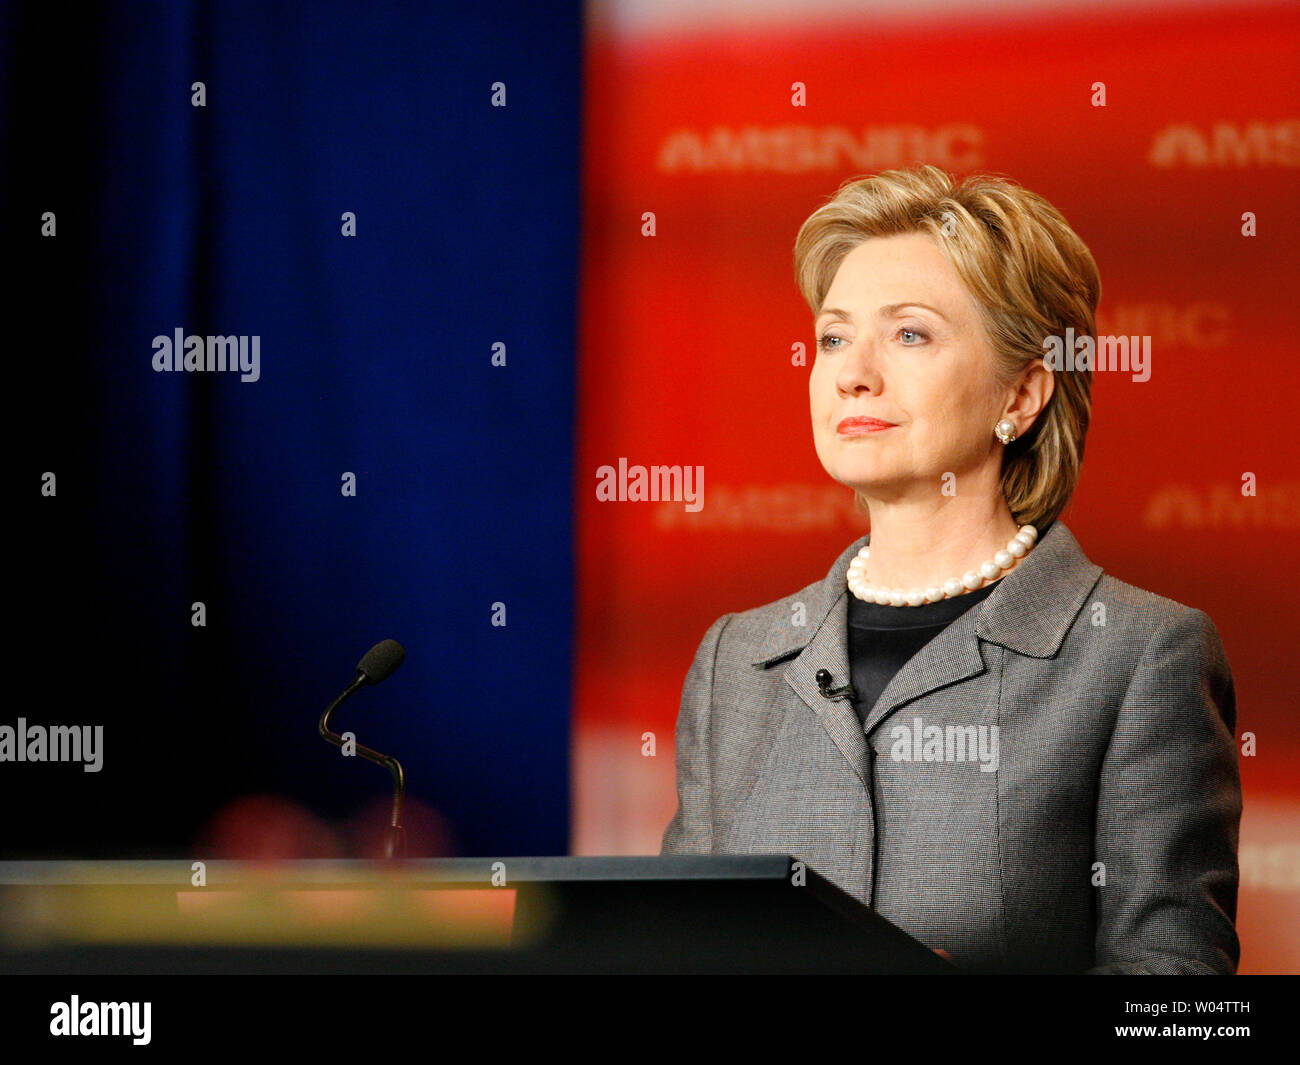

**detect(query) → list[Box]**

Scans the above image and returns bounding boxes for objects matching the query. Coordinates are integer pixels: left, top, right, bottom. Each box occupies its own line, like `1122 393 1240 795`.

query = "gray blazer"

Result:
661 520 1241 974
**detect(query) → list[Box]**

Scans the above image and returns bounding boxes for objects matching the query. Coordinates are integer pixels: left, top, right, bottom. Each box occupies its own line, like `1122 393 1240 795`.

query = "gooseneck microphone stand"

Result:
319 675 407 859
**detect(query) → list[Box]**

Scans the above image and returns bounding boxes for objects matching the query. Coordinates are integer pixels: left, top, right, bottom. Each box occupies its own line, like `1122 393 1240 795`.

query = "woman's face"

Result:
809 232 1011 506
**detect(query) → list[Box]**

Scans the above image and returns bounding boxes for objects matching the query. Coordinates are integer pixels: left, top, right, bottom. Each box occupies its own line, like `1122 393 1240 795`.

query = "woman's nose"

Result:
838 339 881 392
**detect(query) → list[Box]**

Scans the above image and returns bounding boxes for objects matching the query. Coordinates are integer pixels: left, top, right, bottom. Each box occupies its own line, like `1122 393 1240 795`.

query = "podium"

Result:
0 855 953 974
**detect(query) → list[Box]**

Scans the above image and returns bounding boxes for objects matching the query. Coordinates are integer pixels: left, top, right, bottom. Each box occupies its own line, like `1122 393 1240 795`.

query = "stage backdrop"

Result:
9 1 581 863
573 0 1300 974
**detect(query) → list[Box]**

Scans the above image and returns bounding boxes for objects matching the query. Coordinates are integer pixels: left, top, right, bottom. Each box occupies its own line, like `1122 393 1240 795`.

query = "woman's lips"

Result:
837 416 897 434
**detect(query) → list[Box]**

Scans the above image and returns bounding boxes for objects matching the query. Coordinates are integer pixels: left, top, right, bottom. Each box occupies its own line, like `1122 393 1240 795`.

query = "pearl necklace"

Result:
847 525 1038 606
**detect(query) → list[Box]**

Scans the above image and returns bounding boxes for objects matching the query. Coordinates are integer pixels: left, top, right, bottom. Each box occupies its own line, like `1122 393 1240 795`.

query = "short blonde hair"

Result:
793 165 1100 531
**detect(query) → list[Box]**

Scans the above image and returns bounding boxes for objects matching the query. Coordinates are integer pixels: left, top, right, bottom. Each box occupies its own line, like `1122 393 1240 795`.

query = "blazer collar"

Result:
751 518 1102 668
748 520 1103 782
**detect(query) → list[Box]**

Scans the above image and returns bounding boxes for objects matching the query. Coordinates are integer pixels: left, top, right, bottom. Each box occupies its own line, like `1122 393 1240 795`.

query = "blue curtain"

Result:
5 0 580 858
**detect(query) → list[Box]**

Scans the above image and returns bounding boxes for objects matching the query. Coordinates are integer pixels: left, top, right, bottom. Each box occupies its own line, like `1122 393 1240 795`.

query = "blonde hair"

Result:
793 165 1100 531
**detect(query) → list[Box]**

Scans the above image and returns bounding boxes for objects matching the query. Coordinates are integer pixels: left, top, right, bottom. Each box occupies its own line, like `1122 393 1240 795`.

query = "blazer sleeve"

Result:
660 613 733 855
1087 607 1242 974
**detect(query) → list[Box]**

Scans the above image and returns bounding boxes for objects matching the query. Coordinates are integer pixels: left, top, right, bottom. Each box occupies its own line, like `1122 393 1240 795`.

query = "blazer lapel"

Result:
750 520 1104 773
750 536 868 785
784 593 870 785
860 609 985 736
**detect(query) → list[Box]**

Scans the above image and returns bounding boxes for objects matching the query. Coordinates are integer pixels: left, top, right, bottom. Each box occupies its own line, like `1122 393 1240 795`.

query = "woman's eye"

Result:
818 329 927 351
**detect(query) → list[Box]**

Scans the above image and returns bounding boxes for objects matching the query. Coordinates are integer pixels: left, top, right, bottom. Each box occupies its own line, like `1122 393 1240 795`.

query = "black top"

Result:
847 579 999 726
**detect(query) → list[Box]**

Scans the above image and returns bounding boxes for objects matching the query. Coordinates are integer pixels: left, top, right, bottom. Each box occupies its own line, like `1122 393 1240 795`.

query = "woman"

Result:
661 166 1241 975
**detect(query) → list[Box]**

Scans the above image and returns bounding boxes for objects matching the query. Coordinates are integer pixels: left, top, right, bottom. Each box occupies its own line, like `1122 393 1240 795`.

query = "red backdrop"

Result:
573 0 1299 974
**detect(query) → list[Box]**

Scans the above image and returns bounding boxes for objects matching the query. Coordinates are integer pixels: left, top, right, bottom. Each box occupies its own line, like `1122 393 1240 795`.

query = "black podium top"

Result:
0 856 953 975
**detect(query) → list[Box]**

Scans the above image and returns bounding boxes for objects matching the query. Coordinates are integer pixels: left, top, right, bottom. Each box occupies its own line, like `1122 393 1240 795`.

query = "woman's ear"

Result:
1003 359 1054 434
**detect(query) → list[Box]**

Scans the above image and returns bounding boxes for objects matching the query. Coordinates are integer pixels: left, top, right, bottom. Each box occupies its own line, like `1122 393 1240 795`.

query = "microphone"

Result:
318 639 408 859
357 638 405 685
815 668 857 701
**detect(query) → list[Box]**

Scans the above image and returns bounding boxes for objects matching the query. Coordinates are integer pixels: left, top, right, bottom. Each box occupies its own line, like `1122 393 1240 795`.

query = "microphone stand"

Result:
319 675 406 859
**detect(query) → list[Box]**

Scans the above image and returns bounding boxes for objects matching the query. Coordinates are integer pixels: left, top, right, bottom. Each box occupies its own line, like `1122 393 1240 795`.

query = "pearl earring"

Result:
994 418 1017 444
